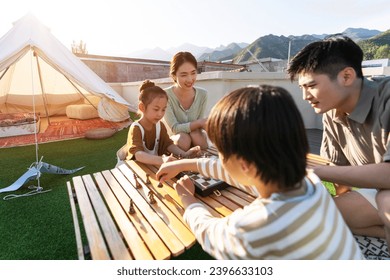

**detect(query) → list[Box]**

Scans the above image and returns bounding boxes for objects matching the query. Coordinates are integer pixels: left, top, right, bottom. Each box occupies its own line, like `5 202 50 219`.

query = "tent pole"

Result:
1 67 11 104
0 66 10 81
34 51 51 125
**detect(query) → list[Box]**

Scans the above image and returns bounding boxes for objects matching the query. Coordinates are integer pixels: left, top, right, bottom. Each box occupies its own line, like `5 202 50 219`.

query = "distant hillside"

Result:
358 29 390 59
126 27 388 62
343 28 382 41
198 42 245 61
233 34 319 63
167 43 214 59
128 43 213 61
364 29 390 45
232 28 387 63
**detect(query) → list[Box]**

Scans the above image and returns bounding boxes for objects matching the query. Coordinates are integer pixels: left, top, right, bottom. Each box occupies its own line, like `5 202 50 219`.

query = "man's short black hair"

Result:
287 34 363 81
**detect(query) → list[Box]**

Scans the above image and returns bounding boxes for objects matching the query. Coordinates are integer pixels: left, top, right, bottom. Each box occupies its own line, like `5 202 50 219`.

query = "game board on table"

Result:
175 151 229 197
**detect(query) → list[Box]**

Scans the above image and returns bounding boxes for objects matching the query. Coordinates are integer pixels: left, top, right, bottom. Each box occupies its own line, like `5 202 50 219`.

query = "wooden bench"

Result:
67 152 329 260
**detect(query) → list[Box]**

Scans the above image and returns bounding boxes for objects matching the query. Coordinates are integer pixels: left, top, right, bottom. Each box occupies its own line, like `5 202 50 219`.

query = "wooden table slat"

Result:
118 164 196 249
127 160 151 184
224 187 256 203
196 195 233 216
81 174 133 260
100 170 171 260
219 189 254 208
93 172 154 260
307 154 329 167
127 161 224 218
209 193 242 211
66 181 84 260
72 176 111 260
110 168 186 257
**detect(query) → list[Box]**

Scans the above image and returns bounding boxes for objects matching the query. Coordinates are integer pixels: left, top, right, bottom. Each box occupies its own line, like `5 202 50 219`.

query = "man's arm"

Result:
313 162 390 189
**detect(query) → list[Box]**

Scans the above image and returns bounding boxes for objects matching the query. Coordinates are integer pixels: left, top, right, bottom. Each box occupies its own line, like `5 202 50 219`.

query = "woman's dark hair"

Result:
206 85 309 189
169 51 197 82
287 34 363 81
138 80 167 108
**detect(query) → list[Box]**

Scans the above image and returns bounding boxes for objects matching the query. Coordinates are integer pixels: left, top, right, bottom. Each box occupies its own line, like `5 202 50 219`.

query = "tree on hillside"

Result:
374 45 390 59
71 40 88 54
359 41 378 60
359 29 390 60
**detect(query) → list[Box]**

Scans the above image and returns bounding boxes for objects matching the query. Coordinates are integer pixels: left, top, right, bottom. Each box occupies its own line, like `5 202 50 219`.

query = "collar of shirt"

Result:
347 78 376 124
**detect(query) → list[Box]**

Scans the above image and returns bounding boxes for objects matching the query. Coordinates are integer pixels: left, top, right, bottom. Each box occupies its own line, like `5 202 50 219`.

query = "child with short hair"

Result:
126 80 200 166
157 85 364 259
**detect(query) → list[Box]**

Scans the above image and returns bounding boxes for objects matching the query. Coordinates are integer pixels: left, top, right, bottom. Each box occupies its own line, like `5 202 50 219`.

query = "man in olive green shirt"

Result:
288 35 390 255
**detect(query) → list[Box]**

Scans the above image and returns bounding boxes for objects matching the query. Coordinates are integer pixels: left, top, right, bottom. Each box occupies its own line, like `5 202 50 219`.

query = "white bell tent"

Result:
0 14 135 199
0 13 135 122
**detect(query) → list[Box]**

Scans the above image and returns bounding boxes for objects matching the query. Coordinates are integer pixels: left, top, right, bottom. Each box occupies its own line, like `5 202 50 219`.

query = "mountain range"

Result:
127 42 249 61
127 27 387 62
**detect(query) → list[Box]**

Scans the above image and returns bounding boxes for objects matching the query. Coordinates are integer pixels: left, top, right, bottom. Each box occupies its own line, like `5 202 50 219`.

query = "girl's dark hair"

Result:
169 52 197 82
206 85 309 189
287 34 363 81
139 80 167 108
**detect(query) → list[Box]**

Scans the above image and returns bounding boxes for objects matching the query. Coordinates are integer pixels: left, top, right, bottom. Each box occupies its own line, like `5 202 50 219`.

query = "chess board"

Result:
177 171 228 197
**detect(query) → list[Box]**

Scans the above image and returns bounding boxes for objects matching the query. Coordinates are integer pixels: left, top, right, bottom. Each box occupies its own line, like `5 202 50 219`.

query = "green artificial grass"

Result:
0 131 125 259
323 181 336 196
0 129 212 260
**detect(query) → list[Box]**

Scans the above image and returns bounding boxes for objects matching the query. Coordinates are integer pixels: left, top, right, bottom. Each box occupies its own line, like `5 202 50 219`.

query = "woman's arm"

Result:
189 118 207 130
189 89 208 130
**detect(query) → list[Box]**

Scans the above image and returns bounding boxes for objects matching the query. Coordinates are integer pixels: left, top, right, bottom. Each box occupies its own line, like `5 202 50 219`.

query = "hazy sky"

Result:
1 0 389 57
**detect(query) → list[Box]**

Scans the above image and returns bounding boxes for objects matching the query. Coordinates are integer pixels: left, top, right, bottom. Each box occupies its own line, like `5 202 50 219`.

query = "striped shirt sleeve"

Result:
196 157 259 197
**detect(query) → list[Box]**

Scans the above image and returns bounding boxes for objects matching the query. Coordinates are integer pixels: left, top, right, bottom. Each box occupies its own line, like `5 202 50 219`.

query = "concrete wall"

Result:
363 66 390 77
111 71 323 129
79 56 171 83
77 54 244 83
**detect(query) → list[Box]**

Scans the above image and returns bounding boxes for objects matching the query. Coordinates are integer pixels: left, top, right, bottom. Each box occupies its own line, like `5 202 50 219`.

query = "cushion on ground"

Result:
66 104 99 120
85 127 116 139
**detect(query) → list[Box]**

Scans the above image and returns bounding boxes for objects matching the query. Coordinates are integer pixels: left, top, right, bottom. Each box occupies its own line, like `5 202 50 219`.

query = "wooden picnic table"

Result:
67 151 329 260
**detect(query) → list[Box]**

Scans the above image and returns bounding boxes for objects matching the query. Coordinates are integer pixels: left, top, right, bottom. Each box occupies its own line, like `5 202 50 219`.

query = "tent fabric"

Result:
98 98 132 122
0 14 135 122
